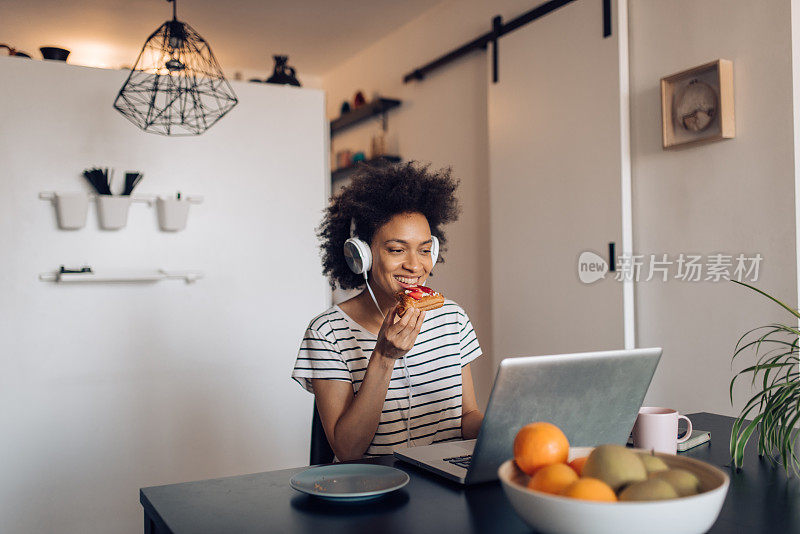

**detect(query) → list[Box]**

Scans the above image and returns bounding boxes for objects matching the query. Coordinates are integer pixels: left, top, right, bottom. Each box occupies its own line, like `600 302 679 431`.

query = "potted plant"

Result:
730 280 800 476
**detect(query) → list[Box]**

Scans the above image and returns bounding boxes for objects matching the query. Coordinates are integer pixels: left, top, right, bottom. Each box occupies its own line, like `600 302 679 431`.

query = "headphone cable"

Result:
364 272 414 447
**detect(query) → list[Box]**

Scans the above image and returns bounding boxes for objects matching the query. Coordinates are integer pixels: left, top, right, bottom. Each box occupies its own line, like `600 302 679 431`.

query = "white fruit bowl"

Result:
498 447 729 534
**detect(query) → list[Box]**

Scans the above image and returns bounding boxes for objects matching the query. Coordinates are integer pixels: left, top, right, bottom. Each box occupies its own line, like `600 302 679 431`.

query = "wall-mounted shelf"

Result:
330 97 401 136
38 267 204 284
332 155 401 182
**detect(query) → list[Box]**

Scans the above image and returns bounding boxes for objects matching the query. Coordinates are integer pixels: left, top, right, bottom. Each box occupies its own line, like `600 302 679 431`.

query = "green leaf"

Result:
732 416 762 468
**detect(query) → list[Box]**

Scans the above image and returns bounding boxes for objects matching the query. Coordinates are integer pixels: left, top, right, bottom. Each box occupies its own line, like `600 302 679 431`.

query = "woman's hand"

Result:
374 305 426 360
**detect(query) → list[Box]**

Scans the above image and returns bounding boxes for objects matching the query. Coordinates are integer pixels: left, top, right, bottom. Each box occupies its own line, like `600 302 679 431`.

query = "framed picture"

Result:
660 59 734 149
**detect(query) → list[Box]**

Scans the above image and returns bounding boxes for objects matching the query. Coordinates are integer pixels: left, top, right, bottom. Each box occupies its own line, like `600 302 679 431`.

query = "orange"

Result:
527 463 578 495
568 456 588 476
560 478 618 502
513 422 570 476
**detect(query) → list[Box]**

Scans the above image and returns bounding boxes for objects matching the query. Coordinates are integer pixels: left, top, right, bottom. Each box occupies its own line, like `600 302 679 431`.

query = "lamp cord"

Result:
167 0 177 20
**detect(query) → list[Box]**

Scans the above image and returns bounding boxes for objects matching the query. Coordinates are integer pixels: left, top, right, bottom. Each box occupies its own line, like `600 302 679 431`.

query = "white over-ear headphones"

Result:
343 218 439 276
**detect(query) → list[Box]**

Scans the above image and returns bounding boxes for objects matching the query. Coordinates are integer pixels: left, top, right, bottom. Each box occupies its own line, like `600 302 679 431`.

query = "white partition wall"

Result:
0 57 328 534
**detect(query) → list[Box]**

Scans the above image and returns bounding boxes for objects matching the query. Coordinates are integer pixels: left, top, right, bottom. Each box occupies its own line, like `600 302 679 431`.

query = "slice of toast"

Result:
395 285 445 316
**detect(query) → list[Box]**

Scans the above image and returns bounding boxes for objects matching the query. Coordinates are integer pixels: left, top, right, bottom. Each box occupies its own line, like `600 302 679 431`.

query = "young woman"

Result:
291 163 483 461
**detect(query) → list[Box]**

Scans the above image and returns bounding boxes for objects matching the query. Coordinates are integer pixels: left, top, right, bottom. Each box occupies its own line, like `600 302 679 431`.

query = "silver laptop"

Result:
393 347 662 485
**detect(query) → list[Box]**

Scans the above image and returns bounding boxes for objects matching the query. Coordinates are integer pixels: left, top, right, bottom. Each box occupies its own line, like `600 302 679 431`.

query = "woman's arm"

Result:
312 353 394 461
461 363 484 439
313 307 426 461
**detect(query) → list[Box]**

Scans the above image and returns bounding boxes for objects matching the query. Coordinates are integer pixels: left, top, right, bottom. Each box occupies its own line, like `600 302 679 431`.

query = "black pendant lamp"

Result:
113 0 238 136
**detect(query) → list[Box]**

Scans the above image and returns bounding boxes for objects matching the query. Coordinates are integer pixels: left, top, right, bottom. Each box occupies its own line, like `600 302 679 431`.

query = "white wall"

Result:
793 0 800 310
629 0 798 416
322 0 551 409
0 57 328 534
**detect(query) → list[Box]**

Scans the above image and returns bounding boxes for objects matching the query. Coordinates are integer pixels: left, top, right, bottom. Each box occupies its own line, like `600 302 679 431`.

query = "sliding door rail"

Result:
403 0 611 84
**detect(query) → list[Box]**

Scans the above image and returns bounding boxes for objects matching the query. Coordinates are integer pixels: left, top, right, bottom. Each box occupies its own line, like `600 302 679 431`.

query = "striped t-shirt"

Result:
291 300 482 457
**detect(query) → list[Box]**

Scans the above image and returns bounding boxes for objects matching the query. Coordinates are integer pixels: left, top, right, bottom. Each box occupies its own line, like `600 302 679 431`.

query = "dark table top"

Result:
140 412 800 533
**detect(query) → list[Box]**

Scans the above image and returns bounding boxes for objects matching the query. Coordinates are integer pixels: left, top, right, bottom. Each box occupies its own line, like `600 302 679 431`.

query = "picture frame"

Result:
660 59 734 149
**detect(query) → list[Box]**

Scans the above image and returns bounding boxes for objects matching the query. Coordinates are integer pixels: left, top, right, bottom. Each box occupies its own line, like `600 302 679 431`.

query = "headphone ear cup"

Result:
360 240 372 273
430 236 440 267
344 238 372 275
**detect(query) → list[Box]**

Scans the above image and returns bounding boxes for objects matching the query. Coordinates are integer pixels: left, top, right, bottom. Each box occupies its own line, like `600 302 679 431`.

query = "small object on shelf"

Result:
330 97 401 136
336 150 353 169
353 91 366 107
0 44 32 58
265 55 301 87
39 267 204 284
60 266 93 274
82 167 113 195
46 191 89 230
39 46 70 61
370 133 386 158
122 172 144 196
331 155 401 182
96 195 132 230
340 101 351 114
352 151 366 163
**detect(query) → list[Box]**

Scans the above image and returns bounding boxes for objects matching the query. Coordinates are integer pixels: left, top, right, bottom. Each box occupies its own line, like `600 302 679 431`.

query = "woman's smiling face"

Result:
369 212 434 298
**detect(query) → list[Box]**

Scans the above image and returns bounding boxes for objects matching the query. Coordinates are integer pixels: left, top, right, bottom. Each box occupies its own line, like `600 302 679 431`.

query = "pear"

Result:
638 452 669 474
619 478 679 501
582 444 648 492
649 469 701 497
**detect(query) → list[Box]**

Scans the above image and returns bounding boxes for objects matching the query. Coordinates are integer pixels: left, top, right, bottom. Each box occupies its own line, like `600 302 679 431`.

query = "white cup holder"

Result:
53 192 89 230
156 197 191 231
96 195 132 230
41 191 200 231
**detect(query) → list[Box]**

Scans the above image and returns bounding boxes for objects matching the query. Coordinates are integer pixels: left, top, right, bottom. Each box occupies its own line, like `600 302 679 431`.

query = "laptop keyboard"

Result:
443 454 472 469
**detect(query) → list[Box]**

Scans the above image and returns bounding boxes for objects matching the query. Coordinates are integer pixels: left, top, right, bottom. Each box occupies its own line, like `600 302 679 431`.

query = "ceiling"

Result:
1 0 439 83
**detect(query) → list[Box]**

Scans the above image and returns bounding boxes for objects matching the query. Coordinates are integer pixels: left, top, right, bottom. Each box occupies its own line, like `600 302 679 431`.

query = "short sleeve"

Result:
291 328 352 393
457 309 482 367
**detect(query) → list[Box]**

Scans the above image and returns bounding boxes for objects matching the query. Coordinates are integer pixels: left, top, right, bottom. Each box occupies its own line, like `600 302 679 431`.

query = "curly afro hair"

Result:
318 161 461 290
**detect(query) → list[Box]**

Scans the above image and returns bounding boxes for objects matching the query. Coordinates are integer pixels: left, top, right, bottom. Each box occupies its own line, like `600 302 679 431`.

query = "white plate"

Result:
290 463 410 502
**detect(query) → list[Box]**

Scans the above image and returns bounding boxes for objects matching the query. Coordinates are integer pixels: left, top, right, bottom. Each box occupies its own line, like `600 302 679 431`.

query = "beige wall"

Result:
629 0 798 416
322 0 548 408
324 0 800 420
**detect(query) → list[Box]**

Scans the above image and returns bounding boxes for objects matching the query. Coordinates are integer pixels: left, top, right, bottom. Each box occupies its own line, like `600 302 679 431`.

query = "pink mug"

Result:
631 407 692 454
